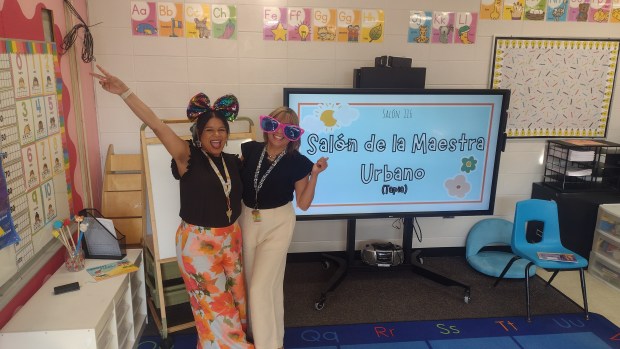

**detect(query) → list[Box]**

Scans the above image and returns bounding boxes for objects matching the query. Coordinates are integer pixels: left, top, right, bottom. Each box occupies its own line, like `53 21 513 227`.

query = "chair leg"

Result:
524 261 534 322
546 270 560 286
494 256 521 287
579 268 589 320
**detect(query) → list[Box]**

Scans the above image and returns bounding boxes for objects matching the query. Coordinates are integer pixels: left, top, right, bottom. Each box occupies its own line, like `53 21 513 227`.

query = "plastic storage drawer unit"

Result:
589 204 620 290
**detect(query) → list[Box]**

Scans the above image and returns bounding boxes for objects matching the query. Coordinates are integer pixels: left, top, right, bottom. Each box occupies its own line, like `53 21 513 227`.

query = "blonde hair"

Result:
262 106 301 153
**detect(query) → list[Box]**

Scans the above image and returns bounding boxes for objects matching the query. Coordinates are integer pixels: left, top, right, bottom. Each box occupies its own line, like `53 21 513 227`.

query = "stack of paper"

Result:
566 167 592 177
568 149 595 162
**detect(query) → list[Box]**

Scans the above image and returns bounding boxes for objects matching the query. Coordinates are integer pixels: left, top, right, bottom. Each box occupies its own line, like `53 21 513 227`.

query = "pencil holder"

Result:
64 248 85 272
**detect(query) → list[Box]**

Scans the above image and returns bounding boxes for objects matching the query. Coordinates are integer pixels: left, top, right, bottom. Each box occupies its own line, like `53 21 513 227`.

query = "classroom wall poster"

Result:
504 0 525 20
312 8 337 42
185 3 211 39
524 0 547 21
211 5 237 40
360 9 384 43
612 0 620 22
336 9 361 43
131 1 158 36
545 0 568 21
480 0 504 19
287 8 312 41
454 12 478 44
263 7 288 41
567 0 589 21
588 0 612 22
408 11 432 43
0 39 72 284
157 2 183 38
431 12 455 44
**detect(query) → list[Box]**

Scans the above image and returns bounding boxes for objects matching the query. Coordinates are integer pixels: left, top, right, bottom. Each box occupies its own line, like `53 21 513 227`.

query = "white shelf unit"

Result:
589 204 620 290
0 249 147 349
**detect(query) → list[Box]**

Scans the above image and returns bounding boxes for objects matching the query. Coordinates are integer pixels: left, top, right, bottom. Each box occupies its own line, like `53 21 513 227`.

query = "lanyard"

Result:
202 149 232 222
253 146 286 209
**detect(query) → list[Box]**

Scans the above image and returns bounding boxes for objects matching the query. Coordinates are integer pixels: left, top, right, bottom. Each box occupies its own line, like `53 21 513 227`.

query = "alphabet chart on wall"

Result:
0 39 72 289
491 37 619 138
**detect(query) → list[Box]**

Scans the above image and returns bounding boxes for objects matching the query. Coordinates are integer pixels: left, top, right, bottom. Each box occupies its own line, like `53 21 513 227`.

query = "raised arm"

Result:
295 157 329 211
91 65 190 167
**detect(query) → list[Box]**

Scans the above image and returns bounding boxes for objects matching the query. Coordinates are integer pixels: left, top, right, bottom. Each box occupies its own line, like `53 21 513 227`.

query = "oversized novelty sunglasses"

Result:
259 115 305 141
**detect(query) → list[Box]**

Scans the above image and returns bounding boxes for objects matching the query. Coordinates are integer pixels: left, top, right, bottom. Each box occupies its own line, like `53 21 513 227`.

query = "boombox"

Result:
361 242 404 267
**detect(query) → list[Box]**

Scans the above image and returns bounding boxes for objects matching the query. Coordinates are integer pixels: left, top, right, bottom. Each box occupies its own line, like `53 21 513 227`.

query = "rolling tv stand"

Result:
314 218 471 310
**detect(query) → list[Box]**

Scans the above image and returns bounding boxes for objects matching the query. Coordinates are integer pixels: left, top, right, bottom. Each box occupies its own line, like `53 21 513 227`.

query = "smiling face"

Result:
200 115 229 156
263 107 301 153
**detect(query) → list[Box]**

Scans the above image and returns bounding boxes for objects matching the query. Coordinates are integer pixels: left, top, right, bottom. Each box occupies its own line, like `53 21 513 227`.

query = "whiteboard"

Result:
142 118 254 261
0 39 72 290
491 37 619 138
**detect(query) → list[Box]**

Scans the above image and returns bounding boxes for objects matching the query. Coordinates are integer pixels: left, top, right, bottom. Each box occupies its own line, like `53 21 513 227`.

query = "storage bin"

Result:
588 251 620 290
589 204 620 290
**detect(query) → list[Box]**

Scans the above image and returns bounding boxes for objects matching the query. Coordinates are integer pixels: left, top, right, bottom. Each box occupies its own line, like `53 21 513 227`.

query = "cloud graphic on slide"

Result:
302 103 359 134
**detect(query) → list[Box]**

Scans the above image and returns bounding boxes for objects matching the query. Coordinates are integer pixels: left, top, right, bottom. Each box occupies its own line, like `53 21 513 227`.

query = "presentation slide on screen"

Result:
287 90 507 218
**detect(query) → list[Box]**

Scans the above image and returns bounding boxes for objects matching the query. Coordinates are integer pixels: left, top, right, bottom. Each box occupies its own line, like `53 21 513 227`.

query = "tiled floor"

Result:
537 269 620 326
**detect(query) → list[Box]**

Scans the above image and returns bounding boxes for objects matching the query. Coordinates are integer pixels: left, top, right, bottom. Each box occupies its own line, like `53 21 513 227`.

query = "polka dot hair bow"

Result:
186 93 239 122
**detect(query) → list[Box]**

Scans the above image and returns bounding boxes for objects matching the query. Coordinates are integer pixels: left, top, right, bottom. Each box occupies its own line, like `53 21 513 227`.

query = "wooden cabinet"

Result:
0 249 146 349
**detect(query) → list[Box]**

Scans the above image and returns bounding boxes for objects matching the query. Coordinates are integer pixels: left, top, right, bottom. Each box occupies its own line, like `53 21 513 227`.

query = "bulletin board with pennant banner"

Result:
0 38 73 292
491 37 619 138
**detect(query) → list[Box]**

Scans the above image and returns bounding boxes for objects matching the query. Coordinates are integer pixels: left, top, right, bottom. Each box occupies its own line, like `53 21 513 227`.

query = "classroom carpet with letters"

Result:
139 256 618 348
138 313 620 349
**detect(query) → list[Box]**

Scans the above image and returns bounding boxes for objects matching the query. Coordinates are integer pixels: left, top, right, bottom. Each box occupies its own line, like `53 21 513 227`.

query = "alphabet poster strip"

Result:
491 37 619 138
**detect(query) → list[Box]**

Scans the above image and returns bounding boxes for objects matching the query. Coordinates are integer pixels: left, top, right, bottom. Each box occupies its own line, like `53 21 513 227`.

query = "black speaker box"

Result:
353 67 426 88
388 56 412 68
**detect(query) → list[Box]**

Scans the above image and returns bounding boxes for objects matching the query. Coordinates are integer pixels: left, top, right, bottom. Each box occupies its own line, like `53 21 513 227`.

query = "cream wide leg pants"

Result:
240 202 296 349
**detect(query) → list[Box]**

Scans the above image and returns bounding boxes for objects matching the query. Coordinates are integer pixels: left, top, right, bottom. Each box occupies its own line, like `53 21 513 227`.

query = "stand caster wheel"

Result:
314 296 326 310
321 260 331 269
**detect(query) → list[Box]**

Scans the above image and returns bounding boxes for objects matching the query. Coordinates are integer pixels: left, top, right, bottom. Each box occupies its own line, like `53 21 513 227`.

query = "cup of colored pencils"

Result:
52 216 86 272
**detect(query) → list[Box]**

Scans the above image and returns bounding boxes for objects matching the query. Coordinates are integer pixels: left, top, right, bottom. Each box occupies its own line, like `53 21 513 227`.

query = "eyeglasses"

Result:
259 115 305 141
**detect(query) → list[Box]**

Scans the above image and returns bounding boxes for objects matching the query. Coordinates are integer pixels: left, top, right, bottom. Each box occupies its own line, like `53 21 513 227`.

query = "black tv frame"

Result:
284 87 510 222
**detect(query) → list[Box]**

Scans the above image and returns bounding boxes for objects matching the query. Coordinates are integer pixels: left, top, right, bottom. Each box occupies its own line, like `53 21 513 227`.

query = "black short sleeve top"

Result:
241 141 313 209
171 142 242 227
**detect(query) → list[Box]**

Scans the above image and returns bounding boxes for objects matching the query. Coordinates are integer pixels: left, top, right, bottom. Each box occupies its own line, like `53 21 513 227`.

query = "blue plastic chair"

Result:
465 218 536 278
495 199 589 322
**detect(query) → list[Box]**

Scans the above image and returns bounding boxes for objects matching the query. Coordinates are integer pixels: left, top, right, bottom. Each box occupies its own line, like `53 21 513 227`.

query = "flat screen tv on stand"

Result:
284 88 510 309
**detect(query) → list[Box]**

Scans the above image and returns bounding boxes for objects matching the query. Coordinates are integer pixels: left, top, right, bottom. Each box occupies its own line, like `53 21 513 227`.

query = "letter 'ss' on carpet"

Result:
138 313 620 349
